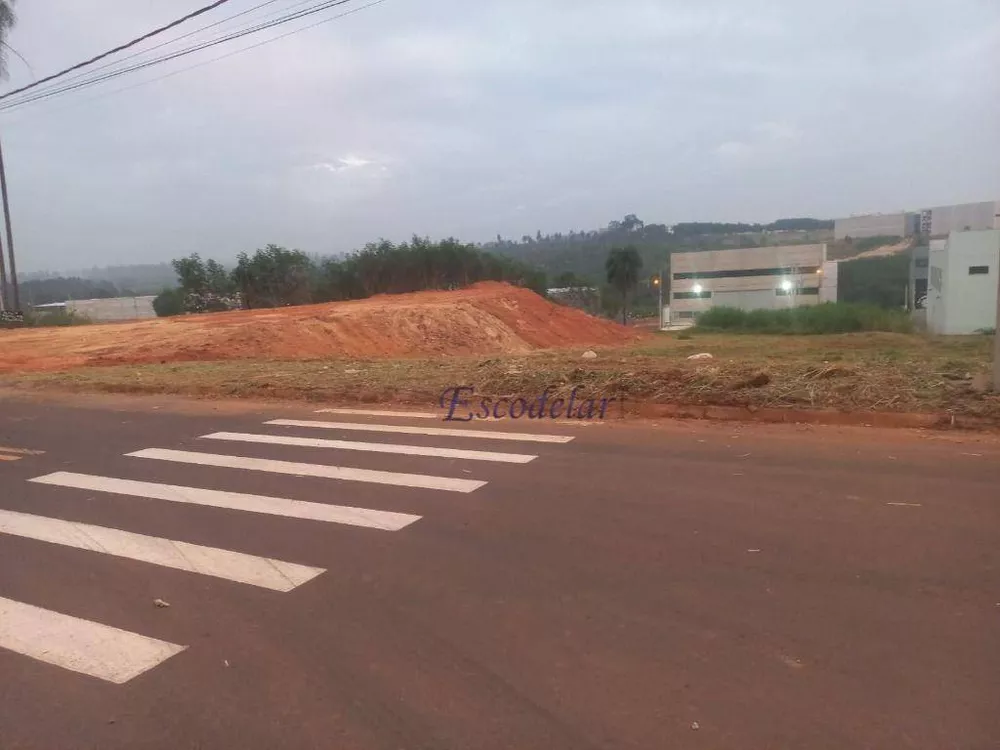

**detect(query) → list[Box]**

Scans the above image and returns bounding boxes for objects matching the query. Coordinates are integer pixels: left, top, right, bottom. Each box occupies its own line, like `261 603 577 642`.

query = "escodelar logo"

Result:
439 386 618 421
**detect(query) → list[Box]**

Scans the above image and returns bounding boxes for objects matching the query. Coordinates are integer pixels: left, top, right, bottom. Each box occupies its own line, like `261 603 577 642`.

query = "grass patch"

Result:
1 331 996 419
22 310 93 327
695 303 913 335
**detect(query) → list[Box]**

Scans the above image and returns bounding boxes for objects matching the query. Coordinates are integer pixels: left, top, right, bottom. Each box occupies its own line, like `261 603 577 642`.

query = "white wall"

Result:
670 243 827 314
67 296 157 321
928 201 1000 236
834 212 908 240
820 261 839 302
926 245 948 334
927 230 1000 334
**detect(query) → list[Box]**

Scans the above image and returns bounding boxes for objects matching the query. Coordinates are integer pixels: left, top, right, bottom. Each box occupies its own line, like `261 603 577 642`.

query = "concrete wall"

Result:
836 201 1000 240
712 289 781 311
67 296 157 321
926 244 948 334
928 201 1000 237
820 260 839 303
926 230 1000 335
834 213 909 240
670 244 829 316
909 246 929 310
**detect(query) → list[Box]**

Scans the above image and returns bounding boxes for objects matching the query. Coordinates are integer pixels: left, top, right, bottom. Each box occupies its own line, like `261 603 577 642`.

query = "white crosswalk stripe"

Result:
126 448 486 493
6 411 579 683
315 408 440 419
30 472 421 530
266 419 576 444
0 509 325 592
200 431 538 464
0 596 186 684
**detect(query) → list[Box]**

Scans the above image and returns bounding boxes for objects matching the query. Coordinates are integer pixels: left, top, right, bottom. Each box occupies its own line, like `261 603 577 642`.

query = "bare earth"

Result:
1 284 996 425
0 283 641 372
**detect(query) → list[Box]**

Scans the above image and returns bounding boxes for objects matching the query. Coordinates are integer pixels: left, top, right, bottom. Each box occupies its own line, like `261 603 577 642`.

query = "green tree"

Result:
172 254 209 294
232 244 315 309
605 245 643 324
204 259 232 295
170 254 239 312
0 1 16 79
152 288 185 317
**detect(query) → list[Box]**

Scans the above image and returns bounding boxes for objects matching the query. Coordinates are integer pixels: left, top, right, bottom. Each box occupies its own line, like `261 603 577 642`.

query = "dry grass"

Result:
2 331 997 418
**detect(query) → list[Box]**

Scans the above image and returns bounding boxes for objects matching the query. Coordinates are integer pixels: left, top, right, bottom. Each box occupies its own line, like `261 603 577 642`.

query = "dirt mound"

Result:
0 282 643 372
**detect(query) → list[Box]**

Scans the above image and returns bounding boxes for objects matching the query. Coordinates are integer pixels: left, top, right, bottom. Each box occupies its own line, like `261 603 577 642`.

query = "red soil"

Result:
0 283 643 372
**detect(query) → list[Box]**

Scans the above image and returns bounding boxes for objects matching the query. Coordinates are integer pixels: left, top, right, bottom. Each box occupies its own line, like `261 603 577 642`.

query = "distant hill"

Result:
22 263 178 296
483 214 834 283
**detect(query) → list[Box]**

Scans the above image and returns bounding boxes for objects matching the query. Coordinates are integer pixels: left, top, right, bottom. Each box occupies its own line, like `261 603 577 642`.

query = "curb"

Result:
631 402 1000 431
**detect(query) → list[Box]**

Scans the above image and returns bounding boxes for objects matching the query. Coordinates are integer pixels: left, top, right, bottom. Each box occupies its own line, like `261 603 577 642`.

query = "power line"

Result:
0 0 238 102
0 0 386 120
43 0 304 92
0 0 362 111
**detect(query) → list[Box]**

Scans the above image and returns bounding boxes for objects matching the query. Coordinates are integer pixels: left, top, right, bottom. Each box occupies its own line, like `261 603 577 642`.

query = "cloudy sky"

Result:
1 0 998 271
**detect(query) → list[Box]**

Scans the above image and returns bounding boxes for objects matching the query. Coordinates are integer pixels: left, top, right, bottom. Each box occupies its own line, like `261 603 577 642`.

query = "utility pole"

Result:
0 227 7 312
994 264 1000 391
0 135 19 311
657 270 663 330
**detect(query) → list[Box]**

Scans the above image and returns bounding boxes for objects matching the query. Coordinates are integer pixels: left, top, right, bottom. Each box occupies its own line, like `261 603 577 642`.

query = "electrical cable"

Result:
0 0 386 118
43 0 313 91
0 0 238 101
0 0 362 111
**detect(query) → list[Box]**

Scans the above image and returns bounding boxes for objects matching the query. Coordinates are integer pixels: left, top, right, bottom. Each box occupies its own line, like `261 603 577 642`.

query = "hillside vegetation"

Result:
485 214 833 282
23 213 926 320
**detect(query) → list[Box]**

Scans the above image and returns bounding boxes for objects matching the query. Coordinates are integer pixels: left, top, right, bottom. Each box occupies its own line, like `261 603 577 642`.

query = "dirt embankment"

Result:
0 283 642 373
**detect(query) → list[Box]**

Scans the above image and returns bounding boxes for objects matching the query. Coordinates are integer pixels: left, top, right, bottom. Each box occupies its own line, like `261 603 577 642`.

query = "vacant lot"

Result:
0 283 640 372
3 329 996 422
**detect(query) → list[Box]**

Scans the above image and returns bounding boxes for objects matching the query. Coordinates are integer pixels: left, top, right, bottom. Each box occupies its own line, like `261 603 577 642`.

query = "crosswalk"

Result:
0 411 575 684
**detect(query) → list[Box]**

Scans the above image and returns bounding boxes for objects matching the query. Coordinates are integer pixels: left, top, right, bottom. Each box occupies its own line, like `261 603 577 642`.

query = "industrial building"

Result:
919 201 1000 237
835 200 1000 240
925 230 1000 335
32 296 157 322
667 243 837 321
834 212 914 241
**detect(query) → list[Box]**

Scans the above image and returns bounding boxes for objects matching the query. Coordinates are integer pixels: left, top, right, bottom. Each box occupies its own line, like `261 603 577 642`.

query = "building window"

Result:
672 266 821 281
969 266 990 275
915 259 929 268
775 287 820 296
672 291 712 300
676 311 697 319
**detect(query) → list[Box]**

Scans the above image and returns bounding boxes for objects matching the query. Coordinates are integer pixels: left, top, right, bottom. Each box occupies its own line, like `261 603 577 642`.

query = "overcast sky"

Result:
1 0 998 271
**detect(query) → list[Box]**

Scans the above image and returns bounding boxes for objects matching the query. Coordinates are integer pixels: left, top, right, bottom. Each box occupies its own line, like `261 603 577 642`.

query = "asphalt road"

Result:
0 395 998 750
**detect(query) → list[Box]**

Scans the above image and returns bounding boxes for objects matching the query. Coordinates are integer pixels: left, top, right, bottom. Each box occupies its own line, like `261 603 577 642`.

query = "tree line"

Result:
154 237 547 317
484 213 834 284
21 277 137 306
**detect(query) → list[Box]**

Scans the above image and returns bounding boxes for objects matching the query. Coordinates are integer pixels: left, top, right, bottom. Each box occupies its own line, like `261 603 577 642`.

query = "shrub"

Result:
21 310 92 327
695 303 913 335
153 288 186 317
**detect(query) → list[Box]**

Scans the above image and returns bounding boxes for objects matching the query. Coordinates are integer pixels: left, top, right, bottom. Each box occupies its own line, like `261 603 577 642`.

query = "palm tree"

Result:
605 245 643 325
0 1 16 80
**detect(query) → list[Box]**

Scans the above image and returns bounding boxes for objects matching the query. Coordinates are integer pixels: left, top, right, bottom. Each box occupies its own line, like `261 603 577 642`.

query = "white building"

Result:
33 296 157 322
835 200 1000 240
669 244 837 320
926 230 1000 335
834 212 913 240
920 201 1000 237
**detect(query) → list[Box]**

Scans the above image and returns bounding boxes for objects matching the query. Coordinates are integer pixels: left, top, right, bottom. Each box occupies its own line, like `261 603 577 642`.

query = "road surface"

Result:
0 394 998 749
